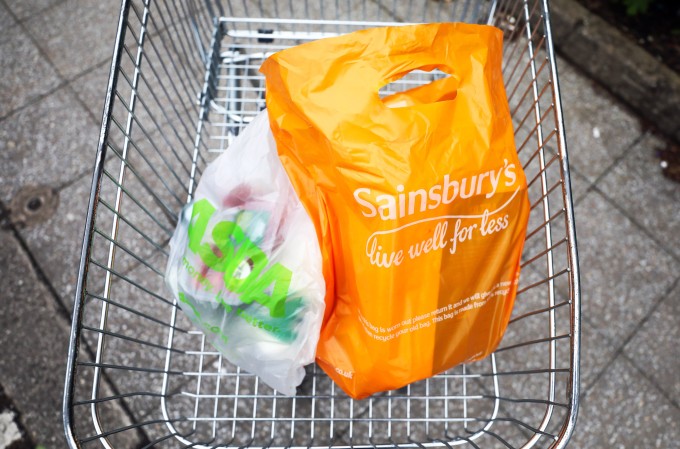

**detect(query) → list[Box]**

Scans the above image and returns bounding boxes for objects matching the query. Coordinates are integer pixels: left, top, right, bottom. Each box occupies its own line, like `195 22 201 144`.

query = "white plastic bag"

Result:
165 111 325 395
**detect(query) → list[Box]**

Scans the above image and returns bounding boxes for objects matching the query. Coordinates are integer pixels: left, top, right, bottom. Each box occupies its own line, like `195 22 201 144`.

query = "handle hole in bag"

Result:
379 69 458 109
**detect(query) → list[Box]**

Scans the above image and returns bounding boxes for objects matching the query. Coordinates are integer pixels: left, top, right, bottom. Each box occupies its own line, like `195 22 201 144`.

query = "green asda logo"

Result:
187 198 292 318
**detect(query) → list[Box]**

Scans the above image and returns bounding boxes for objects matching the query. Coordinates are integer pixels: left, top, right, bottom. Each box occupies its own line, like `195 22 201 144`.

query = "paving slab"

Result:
499 264 612 393
568 190 679 344
70 20 203 131
564 165 590 206
568 356 680 448
493 277 574 442
17 174 90 313
0 198 145 447
624 283 680 406
23 114 195 313
0 2 14 29
384 0 490 23
521 153 581 265
0 86 97 205
67 363 148 448
251 0 369 23
23 0 122 80
555 56 643 183
2 0 62 21
0 19 61 119
79 250 186 420
0 228 77 447
578 316 619 392
120 27 202 137
68 253 174 447
599 132 680 261
538 57 597 207
503 53 587 258
91 120 189 270
69 61 110 122
9 61 196 311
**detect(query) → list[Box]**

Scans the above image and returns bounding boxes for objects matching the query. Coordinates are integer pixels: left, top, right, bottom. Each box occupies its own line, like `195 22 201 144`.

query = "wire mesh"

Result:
64 1 580 448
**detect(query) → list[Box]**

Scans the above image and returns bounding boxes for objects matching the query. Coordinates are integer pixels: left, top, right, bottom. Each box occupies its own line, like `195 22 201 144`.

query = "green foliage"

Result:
620 0 653 16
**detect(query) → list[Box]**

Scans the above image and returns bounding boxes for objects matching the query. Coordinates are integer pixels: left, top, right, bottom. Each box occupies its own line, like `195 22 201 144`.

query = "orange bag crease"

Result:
261 23 530 399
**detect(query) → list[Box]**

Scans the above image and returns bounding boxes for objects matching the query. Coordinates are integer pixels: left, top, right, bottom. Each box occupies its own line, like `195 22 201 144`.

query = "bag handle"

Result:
336 28 464 118
381 72 460 109
262 23 501 140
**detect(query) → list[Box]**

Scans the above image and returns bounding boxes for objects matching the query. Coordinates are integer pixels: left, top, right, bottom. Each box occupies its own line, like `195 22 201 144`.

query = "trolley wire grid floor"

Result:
64 1 580 449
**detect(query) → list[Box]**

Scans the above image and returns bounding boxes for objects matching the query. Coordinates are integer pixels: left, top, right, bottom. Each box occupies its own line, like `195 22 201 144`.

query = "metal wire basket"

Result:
63 1 581 448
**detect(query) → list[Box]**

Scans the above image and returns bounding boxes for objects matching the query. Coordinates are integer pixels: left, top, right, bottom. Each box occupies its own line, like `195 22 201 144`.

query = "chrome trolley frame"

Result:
64 1 580 448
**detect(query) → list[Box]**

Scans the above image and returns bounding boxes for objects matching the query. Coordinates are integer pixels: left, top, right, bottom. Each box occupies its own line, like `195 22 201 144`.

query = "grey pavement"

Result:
1 0 679 448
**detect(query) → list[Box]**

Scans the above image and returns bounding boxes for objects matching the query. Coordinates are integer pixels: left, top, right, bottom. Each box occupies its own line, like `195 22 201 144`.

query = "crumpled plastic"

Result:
165 111 325 395
261 23 531 399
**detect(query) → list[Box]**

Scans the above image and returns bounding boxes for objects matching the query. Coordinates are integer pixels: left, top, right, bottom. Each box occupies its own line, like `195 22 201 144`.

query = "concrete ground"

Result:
0 0 678 448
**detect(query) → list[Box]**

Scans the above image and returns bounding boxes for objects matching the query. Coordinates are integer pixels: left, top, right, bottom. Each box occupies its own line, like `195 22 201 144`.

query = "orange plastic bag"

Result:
261 23 530 399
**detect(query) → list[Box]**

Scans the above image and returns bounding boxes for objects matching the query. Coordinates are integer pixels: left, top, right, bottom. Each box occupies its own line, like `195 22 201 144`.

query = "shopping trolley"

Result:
63 1 581 448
